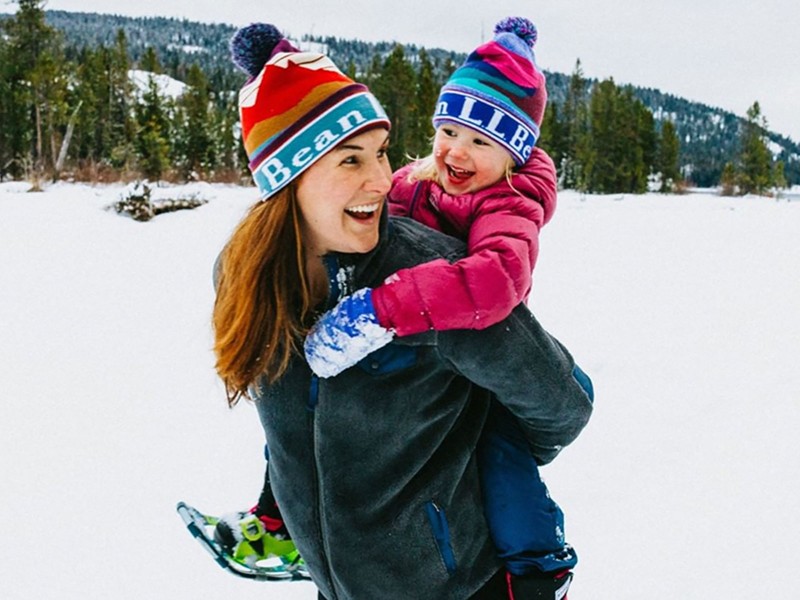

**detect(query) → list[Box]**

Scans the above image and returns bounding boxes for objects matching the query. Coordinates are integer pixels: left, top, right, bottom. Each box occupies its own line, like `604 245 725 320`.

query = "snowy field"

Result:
1 181 798 599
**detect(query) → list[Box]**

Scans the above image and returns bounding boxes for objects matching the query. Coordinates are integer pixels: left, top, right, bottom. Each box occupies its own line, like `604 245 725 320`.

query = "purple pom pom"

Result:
230 23 284 78
494 16 538 48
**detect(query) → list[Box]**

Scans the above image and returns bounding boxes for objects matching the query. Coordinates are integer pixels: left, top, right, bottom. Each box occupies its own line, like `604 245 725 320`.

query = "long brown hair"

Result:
213 184 316 406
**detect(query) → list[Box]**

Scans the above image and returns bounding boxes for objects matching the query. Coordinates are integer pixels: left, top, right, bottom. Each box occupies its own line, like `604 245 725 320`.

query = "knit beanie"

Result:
231 24 391 200
432 17 547 165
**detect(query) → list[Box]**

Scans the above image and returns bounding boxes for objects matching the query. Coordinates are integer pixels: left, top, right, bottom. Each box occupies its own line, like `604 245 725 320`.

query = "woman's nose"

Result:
365 160 392 194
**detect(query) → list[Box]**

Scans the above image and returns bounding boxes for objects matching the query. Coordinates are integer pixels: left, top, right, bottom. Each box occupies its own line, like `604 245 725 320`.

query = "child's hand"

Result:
304 288 395 378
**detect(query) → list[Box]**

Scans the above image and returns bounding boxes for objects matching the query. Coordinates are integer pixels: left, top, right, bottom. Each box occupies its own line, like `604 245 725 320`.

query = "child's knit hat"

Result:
433 17 547 165
231 23 390 200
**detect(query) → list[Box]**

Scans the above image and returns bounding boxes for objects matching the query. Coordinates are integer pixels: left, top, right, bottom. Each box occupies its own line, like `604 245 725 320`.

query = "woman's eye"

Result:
377 148 388 159
341 155 360 165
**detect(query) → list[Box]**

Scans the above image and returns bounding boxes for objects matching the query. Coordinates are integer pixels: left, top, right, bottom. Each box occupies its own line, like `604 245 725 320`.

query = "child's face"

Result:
433 123 514 195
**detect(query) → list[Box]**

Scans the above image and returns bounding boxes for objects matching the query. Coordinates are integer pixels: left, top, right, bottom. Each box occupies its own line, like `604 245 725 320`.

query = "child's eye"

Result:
442 127 457 138
474 138 490 147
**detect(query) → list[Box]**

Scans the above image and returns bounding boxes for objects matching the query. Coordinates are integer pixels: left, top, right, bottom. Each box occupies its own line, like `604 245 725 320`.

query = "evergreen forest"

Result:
1 3 797 193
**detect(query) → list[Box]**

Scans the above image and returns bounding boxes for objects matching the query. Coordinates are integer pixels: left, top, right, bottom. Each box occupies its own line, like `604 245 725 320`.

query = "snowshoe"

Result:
176 501 310 581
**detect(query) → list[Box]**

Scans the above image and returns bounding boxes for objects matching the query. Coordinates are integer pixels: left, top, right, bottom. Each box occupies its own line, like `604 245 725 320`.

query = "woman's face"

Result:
433 123 514 195
296 128 392 257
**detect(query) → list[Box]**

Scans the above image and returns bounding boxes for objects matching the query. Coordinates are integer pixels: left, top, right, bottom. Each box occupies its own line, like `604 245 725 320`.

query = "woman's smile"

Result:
344 201 382 221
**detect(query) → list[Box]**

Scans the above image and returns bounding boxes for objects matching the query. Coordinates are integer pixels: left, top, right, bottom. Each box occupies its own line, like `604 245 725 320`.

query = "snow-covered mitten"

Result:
508 569 572 599
304 287 394 378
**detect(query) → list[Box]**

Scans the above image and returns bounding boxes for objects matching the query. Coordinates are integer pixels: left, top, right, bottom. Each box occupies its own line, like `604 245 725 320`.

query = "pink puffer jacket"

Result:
371 147 557 336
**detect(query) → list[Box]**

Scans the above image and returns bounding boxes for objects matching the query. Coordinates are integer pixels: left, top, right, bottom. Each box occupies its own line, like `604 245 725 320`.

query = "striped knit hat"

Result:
231 24 390 200
433 17 547 165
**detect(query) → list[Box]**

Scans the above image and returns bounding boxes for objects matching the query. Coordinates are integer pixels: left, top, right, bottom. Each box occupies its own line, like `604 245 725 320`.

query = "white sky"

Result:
12 0 800 142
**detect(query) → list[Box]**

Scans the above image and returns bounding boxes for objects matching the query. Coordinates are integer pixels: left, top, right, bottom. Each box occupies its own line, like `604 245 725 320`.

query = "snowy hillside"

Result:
129 69 188 99
1 182 798 599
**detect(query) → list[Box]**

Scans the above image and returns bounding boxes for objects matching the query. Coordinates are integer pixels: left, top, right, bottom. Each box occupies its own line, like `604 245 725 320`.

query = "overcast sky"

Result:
13 0 800 142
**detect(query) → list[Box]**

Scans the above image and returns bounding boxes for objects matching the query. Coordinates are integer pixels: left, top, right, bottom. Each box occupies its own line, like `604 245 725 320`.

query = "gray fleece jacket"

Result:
250 215 593 600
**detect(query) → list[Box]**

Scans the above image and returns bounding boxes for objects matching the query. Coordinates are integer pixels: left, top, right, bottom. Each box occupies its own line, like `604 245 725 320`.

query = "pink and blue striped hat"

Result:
433 17 547 165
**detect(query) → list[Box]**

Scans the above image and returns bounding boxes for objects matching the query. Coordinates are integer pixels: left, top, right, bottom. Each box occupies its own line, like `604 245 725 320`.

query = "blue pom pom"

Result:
494 16 538 48
230 23 284 78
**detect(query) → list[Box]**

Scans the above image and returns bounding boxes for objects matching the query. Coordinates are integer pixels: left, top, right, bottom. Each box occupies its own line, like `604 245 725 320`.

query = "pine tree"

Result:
583 79 619 193
538 101 568 183
619 88 654 193
634 94 657 189
345 59 357 80
408 48 437 159
371 45 417 168
581 79 657 194
135 75 171 180
208 92 241 177
362 54 383 94
139 46 161 74
720 162 737 196
560 60 589 190
0 32 14 179
1 0 68 180
175 64 215 177
738 101 772 195
107 29 136 170
773 160 787 191
70 46 111 167
657 120 681 192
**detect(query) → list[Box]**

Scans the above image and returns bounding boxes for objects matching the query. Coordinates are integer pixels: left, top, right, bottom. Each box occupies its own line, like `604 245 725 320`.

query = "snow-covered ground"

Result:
1 182 798 599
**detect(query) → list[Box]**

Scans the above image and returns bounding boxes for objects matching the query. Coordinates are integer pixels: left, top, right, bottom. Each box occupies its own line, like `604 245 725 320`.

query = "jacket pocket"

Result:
572 364 594 403
425 501 457 574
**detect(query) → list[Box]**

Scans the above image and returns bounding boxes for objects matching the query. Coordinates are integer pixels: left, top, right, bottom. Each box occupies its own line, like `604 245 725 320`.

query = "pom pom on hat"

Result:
494 16 538 47
231 23 390 200
432 16 547 165
231 23 295 78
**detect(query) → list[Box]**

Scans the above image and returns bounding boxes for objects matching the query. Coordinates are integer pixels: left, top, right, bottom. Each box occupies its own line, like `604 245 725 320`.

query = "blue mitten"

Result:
304 288 394 378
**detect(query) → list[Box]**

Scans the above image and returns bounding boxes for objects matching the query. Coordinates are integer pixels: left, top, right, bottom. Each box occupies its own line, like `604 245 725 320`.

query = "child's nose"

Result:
449 140 469 159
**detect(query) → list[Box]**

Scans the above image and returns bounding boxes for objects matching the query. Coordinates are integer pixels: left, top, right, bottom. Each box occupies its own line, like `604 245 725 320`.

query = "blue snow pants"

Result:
477 365 593 576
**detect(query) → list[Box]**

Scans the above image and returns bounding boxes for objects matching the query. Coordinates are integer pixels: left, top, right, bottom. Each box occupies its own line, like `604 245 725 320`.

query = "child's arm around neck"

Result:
373 147 557 336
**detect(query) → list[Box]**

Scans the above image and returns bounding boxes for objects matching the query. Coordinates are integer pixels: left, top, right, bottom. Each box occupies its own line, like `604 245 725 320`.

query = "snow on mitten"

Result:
304 287 394 378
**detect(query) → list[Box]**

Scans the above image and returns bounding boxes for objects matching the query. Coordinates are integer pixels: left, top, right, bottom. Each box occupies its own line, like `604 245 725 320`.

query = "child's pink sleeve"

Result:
372 148 557 336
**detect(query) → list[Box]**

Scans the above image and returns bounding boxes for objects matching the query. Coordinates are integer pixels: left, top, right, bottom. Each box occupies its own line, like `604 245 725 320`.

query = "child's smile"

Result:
433 124 513 195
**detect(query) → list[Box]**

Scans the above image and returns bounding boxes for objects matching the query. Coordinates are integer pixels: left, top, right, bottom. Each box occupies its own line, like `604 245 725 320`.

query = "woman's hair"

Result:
213 184 315 406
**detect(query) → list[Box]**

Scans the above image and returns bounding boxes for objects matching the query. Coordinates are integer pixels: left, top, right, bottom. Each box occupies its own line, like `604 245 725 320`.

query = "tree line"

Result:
0 1 787 195
0 1 242 185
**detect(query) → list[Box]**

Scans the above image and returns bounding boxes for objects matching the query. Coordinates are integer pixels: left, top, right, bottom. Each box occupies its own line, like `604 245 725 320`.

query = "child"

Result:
218 17 591 599
302 17 591 599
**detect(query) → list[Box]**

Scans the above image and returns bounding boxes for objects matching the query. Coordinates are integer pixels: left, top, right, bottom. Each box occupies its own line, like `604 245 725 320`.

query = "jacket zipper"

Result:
408 180 423 217
310 385 337 598
310 255 344 598
425 501 457 574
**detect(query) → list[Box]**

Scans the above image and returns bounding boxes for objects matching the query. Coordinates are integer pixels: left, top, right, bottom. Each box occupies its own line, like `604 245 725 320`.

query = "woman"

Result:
214 24 593 599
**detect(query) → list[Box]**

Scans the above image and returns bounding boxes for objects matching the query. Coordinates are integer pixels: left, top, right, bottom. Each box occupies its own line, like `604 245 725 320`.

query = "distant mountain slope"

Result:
2 10 796 185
